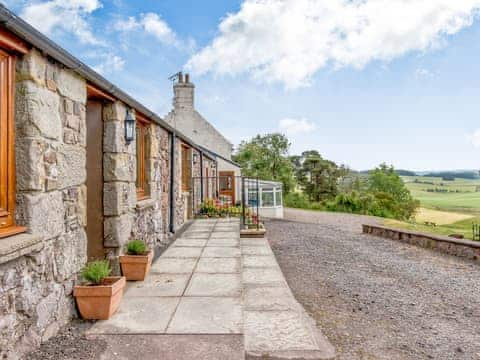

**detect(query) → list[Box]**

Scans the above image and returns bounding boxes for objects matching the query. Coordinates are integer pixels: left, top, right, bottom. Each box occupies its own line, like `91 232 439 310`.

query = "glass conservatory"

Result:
245 179 284 219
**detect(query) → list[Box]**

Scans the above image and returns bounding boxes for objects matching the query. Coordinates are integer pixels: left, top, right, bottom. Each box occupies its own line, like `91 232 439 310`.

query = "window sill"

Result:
0 232 43 265
136 198 156 210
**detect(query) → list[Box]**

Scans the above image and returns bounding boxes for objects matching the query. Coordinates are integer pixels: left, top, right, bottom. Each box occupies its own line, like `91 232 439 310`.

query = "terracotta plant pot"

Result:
74 276 126 320
119 250 153 281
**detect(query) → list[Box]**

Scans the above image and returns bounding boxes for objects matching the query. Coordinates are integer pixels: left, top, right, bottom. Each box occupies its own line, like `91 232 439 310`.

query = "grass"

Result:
384 176 480 240
402 176 480 213
384 216 480 241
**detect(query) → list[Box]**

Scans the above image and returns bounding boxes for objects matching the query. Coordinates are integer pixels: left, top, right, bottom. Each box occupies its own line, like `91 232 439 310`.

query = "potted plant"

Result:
119 240 153 281
73 260 126 320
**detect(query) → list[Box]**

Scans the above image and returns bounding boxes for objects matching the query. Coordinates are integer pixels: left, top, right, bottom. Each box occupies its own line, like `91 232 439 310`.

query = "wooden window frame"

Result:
181 144 192 192
136 114 151 201
0 48 26 238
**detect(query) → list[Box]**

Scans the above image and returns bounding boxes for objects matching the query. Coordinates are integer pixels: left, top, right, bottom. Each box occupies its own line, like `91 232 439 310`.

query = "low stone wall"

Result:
363 224 480 262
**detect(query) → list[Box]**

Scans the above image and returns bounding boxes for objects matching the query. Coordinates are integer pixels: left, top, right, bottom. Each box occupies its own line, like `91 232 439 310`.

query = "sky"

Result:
3 0 480 171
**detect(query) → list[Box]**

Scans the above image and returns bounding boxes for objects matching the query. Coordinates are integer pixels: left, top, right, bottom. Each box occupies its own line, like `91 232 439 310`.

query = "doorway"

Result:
219 171 235 204
86 100 104 260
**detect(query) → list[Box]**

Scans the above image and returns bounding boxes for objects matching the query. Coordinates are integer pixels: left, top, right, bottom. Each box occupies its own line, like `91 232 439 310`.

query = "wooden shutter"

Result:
0 49 24 237
136 116 151 200
181 145 191 191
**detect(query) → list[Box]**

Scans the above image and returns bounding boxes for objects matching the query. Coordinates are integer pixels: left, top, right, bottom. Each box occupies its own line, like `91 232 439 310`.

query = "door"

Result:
86 101 104 260
219 171 235 204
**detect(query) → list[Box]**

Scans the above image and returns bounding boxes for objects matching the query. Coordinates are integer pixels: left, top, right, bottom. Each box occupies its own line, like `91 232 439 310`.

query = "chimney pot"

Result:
185 74 190 83
178 72 184 83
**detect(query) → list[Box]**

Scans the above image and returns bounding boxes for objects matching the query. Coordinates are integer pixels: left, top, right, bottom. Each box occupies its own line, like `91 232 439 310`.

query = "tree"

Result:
295 150 348 202
233 133 295 193
366 164 419 219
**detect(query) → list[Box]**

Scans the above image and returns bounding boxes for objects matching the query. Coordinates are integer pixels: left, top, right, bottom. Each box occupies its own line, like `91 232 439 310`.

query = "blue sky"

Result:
4 0 480 171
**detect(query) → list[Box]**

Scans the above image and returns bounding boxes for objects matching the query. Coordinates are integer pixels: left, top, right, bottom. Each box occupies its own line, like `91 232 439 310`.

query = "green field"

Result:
402 176 480 214
385 176 480 240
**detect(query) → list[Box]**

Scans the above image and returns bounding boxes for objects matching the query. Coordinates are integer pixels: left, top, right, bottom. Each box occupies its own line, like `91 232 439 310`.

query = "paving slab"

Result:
125 274 190 297
196 257 240 273
88 297 179 334
214 226 239 232
151 258 197 274
174 238 208 247
210 231 239 239
87 219 334 359
207 238 239 247
241 245 273 256
202 246 241 258
167 297 243 334
241 238 269 247
243 267 286 285
92 334 244 360
162 247 203 258
244 310 335 359
185 273 242 297
182 232 211 239
243 255 279 268
244 286 298 311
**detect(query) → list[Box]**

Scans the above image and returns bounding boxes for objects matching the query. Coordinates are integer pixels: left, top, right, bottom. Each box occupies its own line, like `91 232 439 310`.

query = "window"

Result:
0 49 25 238
275 189 283 206
136 114 151 200
181 145 191 191
261 189 275 207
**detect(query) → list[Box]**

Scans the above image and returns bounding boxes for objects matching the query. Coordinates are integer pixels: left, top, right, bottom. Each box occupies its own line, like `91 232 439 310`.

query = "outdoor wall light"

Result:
125 110 135 144
193 153 199 164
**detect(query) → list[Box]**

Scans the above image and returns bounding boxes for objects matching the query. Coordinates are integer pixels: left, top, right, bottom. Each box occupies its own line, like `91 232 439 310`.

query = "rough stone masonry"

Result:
0 45 196 359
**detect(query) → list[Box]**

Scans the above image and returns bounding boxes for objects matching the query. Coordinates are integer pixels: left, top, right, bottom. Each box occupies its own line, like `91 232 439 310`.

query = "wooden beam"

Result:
0 28 29 54
87 83 116 102
135 111 152 124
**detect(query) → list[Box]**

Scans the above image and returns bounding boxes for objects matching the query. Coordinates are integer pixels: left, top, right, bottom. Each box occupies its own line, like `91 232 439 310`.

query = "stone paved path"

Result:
87 218 335 359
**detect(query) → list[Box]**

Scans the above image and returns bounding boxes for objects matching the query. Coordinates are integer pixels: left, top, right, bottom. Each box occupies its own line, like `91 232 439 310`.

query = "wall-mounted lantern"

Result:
192 153 199 164
125 110 135 144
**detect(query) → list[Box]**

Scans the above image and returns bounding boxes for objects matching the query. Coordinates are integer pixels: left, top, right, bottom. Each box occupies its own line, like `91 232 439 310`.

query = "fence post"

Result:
242 177 246 228
256 177 259 230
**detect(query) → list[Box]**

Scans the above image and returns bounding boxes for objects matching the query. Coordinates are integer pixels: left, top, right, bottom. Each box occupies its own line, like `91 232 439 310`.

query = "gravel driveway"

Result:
266 208 480 360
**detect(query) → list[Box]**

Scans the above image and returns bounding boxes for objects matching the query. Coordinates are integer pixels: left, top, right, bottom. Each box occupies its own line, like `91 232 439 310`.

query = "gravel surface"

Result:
24 321 105 360
267 208 480 360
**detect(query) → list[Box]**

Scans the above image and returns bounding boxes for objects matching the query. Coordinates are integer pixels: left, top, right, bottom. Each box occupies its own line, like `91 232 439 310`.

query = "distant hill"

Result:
422 171 480 180
358 168 480 180
359 169 416 176
395 169 417 176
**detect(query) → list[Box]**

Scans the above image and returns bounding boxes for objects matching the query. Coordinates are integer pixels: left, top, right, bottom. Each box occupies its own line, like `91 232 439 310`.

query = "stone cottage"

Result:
0 5 225 358
165 73 242 205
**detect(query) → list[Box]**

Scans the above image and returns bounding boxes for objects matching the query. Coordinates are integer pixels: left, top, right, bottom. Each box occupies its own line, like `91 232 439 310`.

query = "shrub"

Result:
81 260 111 285
126 240 147 255
284 192 324 210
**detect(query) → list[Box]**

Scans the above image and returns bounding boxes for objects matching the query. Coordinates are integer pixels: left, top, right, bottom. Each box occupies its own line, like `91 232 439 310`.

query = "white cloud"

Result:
187 0 480 89
113 16 140 32
468 129 480 148
415 68 435 78
92 53 125 75
279 118 316 135
20 0 103 45
113 12 177 46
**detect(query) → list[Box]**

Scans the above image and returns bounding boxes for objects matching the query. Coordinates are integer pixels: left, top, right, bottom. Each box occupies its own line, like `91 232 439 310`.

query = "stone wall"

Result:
0 44 205 359
102 103 173 271
363 224 480 262
102 101 136 272
131 124 171 249
0 49 88 358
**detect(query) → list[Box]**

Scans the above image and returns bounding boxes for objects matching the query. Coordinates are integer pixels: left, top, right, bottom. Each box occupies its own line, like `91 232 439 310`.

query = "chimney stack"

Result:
173 73 194 111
